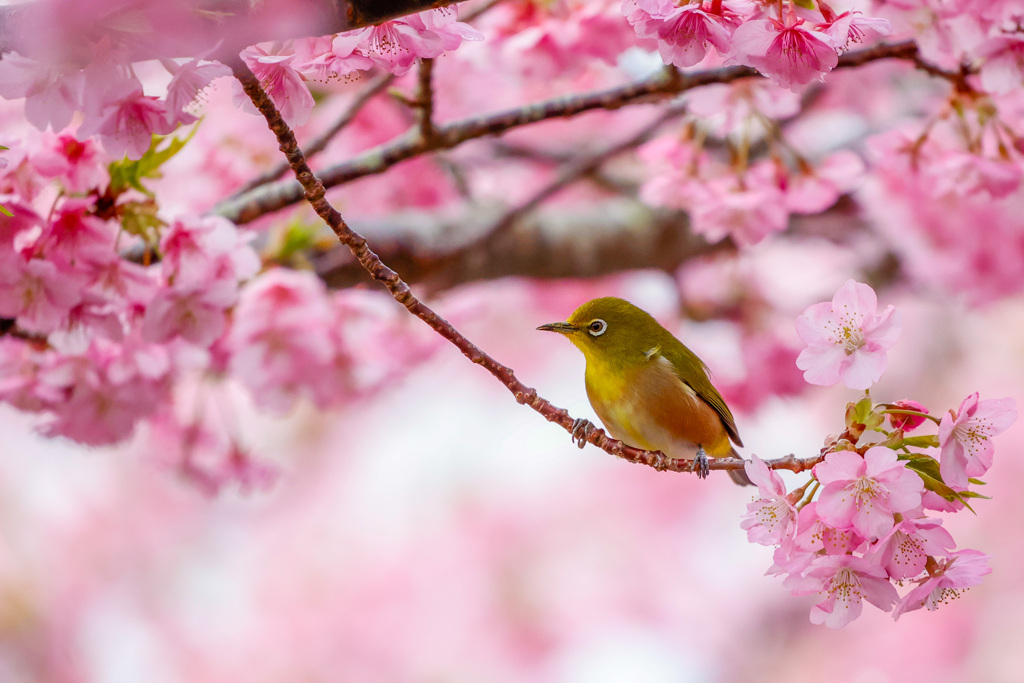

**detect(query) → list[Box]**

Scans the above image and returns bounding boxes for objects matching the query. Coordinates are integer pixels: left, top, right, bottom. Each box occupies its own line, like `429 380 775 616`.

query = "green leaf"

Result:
904 457 977 514
792 0 816 9
273 220 322 262
900 434 940 449
108 127 198 197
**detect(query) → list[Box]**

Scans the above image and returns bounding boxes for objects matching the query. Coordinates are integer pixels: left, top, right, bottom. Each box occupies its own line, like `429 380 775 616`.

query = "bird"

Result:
538 297 751 485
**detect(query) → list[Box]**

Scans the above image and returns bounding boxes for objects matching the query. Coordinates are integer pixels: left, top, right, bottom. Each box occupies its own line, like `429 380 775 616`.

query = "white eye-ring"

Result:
587 319 607 337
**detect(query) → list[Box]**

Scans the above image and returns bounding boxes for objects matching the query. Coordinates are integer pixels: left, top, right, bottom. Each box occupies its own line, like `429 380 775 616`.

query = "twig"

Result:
216 40 921 224
231 71 396 197
415 58 437 142
478 104 684 245
232 60 824 479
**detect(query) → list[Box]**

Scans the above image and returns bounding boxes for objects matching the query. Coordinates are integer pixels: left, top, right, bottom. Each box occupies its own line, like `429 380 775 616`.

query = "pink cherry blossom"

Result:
795 279 902 390
37 341 170 446
977 33 1024 95
159 214 260 290
31 132 108 193
791 502 865 556
893 549 991 620
293 35 375 81
340 8 484 76
235 45 315 126
784 150 866 214
141 280 237 348
625 0 735 68
686 79 802 138
740 455 797 546
0 338 61 411
938 392 1017 488
226 268 341 413
0 51 83 131
888 399 929 431
784 554 899 628
732 18 840 90
162 57 232 126
76 86 175 160
868 517 955 580
689 175 789 247
926 152 1022 199
0 257 87 333
34 198 115 266
813 447 924 540
821 12 891 53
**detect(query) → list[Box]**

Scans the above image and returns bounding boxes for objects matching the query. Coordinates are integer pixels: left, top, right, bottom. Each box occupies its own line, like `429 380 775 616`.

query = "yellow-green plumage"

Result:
539 297 748 484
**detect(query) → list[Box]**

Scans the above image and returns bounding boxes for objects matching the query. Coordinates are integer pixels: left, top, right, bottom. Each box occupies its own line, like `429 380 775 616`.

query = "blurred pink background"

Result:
2 272 1022 683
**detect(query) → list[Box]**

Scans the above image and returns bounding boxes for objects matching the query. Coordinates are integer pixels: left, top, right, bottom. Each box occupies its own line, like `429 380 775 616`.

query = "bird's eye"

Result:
587 319 607 337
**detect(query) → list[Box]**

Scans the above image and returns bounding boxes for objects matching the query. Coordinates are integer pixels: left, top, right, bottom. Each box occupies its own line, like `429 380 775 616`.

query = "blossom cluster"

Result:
741 281 1017 627
624 0 892 88
0 132 436 493
238 8 484 126
0 7 482 158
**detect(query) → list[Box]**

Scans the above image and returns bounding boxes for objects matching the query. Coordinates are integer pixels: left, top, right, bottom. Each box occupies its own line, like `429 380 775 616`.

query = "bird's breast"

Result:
584 355 732 458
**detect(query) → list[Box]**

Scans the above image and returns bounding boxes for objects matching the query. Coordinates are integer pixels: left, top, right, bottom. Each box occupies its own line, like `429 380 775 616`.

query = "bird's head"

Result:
537 297 668 366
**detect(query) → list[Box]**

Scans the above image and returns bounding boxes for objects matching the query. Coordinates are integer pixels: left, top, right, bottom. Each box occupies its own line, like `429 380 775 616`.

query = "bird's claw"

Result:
689 446 710 480
571 418 595 449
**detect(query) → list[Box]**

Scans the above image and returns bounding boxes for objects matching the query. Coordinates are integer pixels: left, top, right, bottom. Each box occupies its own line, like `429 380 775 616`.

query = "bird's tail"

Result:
726 448 753 486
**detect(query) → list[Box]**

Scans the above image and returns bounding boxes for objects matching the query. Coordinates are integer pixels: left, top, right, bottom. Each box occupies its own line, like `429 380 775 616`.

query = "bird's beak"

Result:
537 321 577 334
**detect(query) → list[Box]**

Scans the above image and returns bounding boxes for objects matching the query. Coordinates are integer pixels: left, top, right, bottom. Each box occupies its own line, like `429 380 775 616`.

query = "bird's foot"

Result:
689 446 710 480
571 418 596 449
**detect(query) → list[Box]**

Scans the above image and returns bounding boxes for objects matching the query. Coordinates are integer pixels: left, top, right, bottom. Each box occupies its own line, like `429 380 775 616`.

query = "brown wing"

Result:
661 341 743 448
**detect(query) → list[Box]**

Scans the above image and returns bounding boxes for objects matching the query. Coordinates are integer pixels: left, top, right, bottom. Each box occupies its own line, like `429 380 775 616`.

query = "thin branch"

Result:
477 104 685 247
216 40 920 224
232 59 824 479
415 58 437 142
232 71 396 197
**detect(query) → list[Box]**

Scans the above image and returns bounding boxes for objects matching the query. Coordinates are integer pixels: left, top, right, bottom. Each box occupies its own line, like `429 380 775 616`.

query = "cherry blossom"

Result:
888 399 929 431
732 18 841 90
162 57 232 126
868 517 955 580
0 51 83 131
785 554 899 628
795 280 902 390
893 550 992 620
938 392 1017 488
226 268 341 413
624 0 736 68
791 503 866 556
235 45 315 126
76 85 175 160
0 257 87 333
821 12 891 53
813 447 924 540
740 455 797 546
339 8 484 76
31 132 108 193
977 34 1024 95
689 175 789 247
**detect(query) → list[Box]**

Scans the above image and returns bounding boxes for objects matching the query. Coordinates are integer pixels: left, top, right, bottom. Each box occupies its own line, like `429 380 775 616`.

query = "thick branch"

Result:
234 60 824 479
312 202 728 291
216 40 919 224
